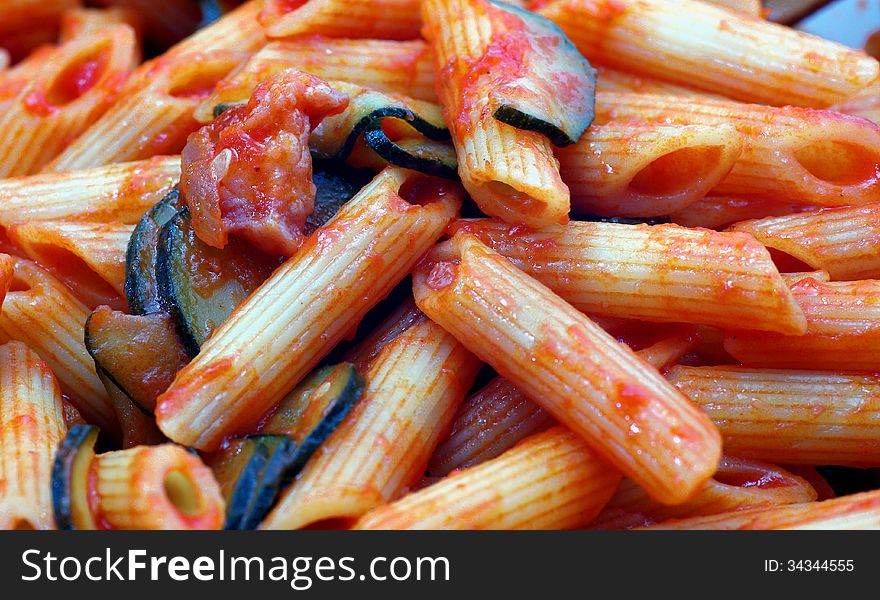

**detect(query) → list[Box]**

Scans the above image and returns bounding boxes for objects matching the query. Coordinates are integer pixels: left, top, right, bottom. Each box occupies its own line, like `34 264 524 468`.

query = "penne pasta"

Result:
354 426 622 530
59 6 142 43
422 0 572 227
0 45 56 113
538 0 879 107
832 81 880 126
558 122 743 217
645 490 880 530
668 365 880 466
669 196 812 230
450 219 806 334
164 0 265 58
0 25 138 177
7 220 133 302
593 92 880 207
413 232 721 504
703 0 763 14
593 64 726 98
725 277 880 371
590 457 817 529
156 169 462 451
0 257 118 436
260 0 422 40
195 39 437 123
0 0 79 41
427 377 555 478
262 304 481 530
0 156 180 230
0 341 67 530
47 51 244 171
731 202 880 281
427 325 702 478
91 444 225 530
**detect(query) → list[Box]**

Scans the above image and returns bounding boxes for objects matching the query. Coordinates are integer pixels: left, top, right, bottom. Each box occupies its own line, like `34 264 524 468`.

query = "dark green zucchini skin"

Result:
85 307 191 415
125 187 184 316
52 424 99 531
156 208 278 355
96 367 167 448
363 126 458 179
306 160 373 235
213 435 298 530
489 0 597 147
261 362 365 480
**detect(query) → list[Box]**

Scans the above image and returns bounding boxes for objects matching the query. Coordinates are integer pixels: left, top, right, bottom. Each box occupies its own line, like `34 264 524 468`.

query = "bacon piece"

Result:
180 69 348 256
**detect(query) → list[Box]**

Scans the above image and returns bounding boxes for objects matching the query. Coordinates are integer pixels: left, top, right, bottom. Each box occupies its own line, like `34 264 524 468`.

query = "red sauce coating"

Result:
179 70 349 256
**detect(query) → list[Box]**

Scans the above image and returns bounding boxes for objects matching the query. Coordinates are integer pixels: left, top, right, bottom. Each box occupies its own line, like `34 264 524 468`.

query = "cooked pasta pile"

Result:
0 0 879 531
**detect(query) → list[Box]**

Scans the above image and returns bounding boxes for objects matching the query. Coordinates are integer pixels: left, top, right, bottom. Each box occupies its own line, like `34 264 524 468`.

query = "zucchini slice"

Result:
488 1 597 147
85 307 191 414
157 208 278 354
96 368 166 448
208 435 298 530
52 424 100 530
260 362 365 477
306 160 372 235
125 187 184 316
311 82 457 178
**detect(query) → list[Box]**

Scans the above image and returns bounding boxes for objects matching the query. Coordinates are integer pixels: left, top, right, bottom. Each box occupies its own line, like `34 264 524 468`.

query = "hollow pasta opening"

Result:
12 518 36 530
794 140 880 186
25 243 122 309
163 469 203 517
628 145 725 196
398 173 452 206
485 180 530 203
46 46 109 107
714 465 784 490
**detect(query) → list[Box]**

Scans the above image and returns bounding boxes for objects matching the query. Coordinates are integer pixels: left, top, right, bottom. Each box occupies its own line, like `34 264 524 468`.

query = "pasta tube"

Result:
725 277 880 371
593 92 880 207
422 0 571 227
59 7 142 43
590 457 817 529
91 444 224 530
47 51 244 171
427 377 554 477
731 202 880 281
0 257 118 436
0 156 180 229
558 122 743 217
262 304 481 530
0 341 67 530
538 0 879 107
413 232 721 504
427 325 701 477
354 426 622 530
195 39 437 123
8 221 133 300
668 365 880 466
645 490 880 530
669 196 811 230
156 169 462 450
450 219 806 334
0 25 138 177
260 0 421 40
